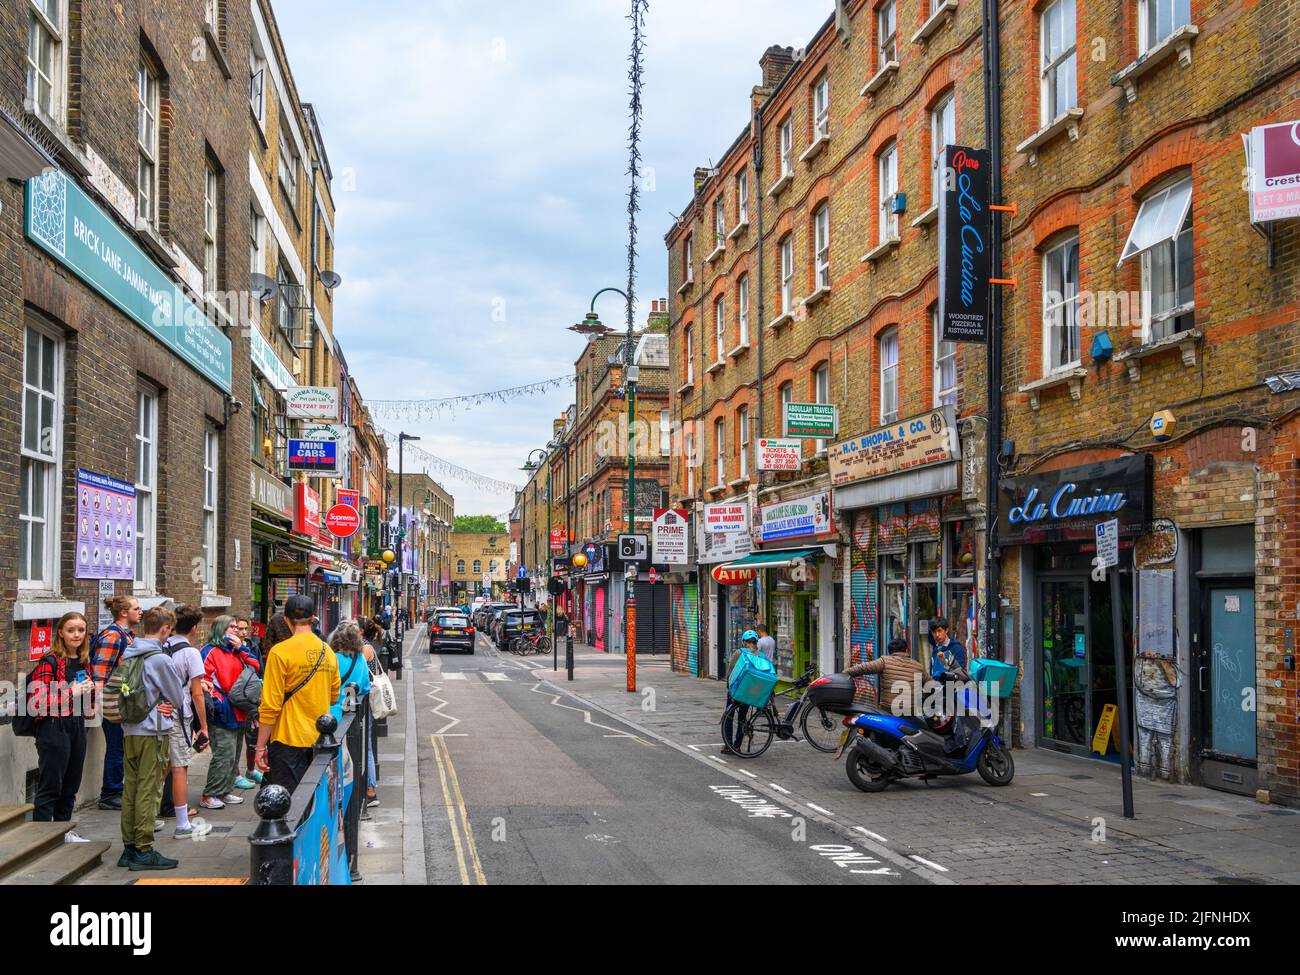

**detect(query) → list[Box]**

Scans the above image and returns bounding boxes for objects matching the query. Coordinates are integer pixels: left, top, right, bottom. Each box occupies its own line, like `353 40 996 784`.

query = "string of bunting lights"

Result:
366 374 573 422
377 426 522 495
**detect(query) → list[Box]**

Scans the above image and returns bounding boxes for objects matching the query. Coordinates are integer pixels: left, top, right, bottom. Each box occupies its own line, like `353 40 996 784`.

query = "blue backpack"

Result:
729 651 778 708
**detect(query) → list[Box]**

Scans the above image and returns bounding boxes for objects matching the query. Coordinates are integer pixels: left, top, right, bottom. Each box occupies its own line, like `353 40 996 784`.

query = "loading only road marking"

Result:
526 682 656 746
429 735 486 885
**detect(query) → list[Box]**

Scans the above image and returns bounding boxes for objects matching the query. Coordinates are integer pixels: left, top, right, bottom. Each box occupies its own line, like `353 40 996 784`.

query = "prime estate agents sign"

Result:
783 402 838 439
652 508 690 564
286 386 341 420
937 145 992 344
759 492 833 542
829 406 959 487
25 170 232 391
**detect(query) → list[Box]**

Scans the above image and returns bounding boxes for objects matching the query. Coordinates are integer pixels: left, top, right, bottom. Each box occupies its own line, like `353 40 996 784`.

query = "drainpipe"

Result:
982 0 1004 661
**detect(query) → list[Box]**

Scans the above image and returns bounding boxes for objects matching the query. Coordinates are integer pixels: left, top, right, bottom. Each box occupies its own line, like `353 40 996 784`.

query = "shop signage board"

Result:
288 439 338 474
998 455 1152 546
251 466 294 520
294 483 321 536
336 487 360 509
652 508 690 565
1243 120 1300 222
937 145 993 344
75 469 135 580
325 504 360 538
758 492 833 542
250 327 297 391
756 438 802 471
829 406 958 487
698 512 753 564
29 619 52 661
704 502 749 534
24 171 232 391
365 505 380 556
268 561 307 576
550 528 567 551
299 421 348 478
712 565 756 585
1095 519 1119 568
286 386 340 419
782 402 838 439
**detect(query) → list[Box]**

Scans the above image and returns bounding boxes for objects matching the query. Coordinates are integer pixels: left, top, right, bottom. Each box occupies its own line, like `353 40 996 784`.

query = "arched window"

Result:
472 560 482 574
489 560 498 573
456 560 465 573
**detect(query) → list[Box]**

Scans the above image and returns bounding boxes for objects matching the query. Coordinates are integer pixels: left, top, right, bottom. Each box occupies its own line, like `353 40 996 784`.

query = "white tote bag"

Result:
368 656 398 719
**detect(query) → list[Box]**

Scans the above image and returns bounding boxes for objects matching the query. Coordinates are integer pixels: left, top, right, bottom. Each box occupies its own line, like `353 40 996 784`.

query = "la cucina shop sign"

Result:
999 455 1152 546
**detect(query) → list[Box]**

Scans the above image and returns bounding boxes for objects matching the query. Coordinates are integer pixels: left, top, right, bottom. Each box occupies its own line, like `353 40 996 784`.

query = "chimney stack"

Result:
759 45 795 88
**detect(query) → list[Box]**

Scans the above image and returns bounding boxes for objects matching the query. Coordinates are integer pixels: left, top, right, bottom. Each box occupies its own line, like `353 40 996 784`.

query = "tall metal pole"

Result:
982 0 1004 663
1111 563 1135 818
548 463 555 672
397 441 404 650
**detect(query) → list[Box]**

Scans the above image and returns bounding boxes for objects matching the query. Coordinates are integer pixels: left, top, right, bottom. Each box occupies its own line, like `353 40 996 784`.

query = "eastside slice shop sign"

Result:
829 406 958 487
758 492 833 542
652 508 690 564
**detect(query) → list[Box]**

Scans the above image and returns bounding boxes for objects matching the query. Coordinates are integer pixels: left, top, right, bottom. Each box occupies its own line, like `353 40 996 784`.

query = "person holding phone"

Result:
29 612 96 840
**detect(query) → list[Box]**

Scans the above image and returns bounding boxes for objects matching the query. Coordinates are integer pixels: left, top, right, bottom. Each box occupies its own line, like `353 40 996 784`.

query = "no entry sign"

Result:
325 503 360 538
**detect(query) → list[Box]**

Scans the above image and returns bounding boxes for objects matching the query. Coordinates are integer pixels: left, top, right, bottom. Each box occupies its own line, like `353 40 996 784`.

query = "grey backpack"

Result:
228 664 263 712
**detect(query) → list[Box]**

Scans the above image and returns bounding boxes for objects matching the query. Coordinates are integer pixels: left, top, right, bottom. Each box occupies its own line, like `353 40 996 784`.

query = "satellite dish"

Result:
319 270 342 289
249 272 278 303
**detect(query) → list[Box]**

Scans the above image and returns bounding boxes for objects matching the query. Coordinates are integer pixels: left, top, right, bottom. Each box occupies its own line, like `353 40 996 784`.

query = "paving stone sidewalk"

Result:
523 646 1300 885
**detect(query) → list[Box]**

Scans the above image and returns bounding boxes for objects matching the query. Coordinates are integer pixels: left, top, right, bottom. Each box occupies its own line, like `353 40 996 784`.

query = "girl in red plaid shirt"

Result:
29 612 96 837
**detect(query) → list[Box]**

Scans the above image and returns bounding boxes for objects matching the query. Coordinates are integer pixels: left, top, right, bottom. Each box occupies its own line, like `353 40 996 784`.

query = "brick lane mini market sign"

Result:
829 407 959 487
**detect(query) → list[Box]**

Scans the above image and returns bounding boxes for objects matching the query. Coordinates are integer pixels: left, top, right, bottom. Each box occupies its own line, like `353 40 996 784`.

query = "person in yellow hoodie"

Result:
254 595 341 792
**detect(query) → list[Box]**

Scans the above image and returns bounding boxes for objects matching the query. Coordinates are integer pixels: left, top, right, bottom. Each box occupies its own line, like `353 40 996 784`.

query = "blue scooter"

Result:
837 668 1015 792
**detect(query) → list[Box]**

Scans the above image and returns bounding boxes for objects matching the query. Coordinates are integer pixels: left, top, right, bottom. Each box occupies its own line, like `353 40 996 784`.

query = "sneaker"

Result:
174 820 213 840
64 830 90 844
128 849 179 871
233 775 257 790
199 796 225 810
219 793 244 805
154 819 164 832
247 769 265 784
97 795 122 811
366 795 379 808
720 746 737 756
116 846 137 868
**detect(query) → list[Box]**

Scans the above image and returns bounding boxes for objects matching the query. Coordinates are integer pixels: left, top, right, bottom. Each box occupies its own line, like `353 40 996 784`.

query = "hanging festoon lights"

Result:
376 426 523 495
367 374 574 423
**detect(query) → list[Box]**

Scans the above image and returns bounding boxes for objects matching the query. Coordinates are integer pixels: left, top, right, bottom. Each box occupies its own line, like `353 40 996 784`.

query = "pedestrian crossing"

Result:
435 670 511 683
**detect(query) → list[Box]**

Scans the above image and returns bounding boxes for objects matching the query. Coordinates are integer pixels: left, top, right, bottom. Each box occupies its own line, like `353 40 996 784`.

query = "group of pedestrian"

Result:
21 591 383 872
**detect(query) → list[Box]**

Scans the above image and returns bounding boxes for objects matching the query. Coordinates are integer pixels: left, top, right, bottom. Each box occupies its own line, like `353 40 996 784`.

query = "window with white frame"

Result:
685 326 694 383
137 59 159 225
204 163 220 293
1121 176 1194 341
714 295 726 363
738 406 750 479
20 321 62 592
683 233 694 283
813 74 830 139
456 560 465 574
736 169 749 225
814 204 831 290
878 141 899 243
1140 0 1192 53
931 93 956 201
1040 0 1077 126
813 362 831 452
780 117 794 177
135 387 158 592
685 426 696 496
880 329 899 423
780 235 794 314
714 196 726 248
202 426 219 590
737 273 749 346
248 47 266 123
248 207 264 321
1043 234 1081 372
278 126 299 215
933 307 957 408
877 0 897 70
780 381 793 432
473 560 481 574
660 410 671 455
276 261 296 341
714 418 725 486
26 0 65 122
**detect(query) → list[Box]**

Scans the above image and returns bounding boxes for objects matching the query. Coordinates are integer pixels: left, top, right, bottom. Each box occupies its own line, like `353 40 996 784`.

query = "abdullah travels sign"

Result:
937 144 992 344
829 406 959 487
1244 120 1300 222
782 403 838 439
998 455 1152 546
24 170 232 391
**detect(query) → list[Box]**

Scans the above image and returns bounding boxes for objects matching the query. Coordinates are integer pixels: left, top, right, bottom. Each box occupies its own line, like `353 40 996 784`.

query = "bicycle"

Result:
720 666 844 758
511 630 551 656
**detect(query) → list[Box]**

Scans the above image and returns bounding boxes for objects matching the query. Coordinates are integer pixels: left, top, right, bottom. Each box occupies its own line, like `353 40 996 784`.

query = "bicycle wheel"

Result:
533 636 551 655
721 703 774 758
799 703 843 754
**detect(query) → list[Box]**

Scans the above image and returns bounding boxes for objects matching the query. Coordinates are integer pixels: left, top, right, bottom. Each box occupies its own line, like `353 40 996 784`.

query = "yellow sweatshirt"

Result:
259 632 342 748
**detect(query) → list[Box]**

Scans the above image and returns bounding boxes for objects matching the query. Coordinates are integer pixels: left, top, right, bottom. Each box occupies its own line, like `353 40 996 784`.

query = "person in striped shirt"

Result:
90 595 140 810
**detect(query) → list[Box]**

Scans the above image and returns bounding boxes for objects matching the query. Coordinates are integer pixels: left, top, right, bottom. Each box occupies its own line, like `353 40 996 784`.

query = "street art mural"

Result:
1134 654 1179 779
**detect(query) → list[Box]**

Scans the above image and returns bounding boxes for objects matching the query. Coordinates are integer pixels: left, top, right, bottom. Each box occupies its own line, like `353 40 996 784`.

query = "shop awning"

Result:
719 547 823 572
313 569 344 585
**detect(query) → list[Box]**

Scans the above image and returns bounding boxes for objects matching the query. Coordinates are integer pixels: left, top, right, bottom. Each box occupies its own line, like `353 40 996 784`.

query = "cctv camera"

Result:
228 398 244 414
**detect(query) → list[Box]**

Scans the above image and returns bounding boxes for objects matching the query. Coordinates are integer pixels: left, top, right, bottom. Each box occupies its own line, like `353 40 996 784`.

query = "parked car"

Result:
494 609 544 649
478 602 516 632
429 611 475 654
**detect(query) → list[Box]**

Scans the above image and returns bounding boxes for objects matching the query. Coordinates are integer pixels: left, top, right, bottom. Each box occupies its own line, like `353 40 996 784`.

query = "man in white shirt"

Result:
755 623 777 664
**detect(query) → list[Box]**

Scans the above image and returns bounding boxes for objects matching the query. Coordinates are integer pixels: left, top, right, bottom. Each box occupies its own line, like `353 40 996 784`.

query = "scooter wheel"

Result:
977 743 1015 786
845 747 892 793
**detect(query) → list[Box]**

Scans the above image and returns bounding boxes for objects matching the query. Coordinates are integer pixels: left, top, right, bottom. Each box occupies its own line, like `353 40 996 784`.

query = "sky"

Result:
274 0 824 517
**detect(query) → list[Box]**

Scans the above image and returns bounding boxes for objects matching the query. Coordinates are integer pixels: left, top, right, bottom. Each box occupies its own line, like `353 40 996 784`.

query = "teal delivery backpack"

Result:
729 650 778 708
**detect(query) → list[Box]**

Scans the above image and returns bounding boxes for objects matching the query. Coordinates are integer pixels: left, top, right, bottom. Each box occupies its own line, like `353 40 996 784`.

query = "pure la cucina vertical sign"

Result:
937 145 992 344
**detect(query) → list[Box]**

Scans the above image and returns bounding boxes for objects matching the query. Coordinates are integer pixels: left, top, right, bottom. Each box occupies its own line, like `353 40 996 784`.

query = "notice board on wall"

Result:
1137 569 1175 656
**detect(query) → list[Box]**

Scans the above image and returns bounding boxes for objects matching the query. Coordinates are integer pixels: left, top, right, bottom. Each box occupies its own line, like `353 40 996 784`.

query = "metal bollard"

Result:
249 784 294 886
315 713 340 753
566 630 574 682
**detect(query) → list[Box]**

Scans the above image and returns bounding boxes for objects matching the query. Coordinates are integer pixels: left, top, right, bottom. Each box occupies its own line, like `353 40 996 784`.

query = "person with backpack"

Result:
721 629 762 755
114 606 186 871
243 614 290 786
327 622 372 724
26 612 96 839
162 604 211 838
200 615 261 810
90 594 141 810
256 594 341 793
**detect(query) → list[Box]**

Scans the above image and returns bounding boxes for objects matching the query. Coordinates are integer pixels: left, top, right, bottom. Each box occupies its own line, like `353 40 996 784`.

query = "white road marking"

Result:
687 744 702 752
483 671 511 681
909 855 950 872
854 826 889 844
806 802 835 817
1030 792 1049 797
736 768 758 778
442 672 467 680
768 783 791 795
421 679 462 736
526 682 654 746
709 755 728 765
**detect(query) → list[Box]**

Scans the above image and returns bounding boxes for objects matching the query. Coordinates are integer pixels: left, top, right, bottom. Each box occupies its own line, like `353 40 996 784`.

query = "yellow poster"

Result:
1091 704 1119 755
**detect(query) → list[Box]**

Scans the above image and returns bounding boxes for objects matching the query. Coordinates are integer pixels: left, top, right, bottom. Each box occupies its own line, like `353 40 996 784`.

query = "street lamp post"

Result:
395 432 419 674
523 447 550 653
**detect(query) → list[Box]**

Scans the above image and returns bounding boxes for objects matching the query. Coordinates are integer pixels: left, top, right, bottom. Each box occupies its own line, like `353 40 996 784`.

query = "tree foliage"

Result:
454 514 507 534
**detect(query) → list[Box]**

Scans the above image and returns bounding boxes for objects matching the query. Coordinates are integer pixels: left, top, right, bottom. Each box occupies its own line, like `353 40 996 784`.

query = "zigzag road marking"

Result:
527 682 656 746
421 678 463 736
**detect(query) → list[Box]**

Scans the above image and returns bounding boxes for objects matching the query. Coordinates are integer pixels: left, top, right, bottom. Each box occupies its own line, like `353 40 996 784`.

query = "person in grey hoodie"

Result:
117 605 186 871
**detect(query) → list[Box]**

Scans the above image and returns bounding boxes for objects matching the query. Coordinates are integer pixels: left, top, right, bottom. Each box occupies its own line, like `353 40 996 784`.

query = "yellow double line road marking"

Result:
429 734 486 885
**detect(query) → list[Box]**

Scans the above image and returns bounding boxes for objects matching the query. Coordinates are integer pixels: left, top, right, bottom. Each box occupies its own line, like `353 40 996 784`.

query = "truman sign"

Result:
25 171 232 391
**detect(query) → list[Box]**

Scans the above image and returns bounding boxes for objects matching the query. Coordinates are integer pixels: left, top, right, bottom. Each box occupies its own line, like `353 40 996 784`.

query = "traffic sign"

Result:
517 565 527 579
1096 519 1119 568
324 503 360 537
618 533 649 562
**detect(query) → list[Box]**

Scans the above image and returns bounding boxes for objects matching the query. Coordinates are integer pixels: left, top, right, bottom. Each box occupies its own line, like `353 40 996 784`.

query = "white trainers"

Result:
199 796 225 810
219 793 244 805
174 820 213 840
154 819 164 832
64 830 90 843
